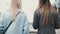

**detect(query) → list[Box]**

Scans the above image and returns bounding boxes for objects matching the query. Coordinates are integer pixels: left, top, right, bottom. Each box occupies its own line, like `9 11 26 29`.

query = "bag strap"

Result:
3 12 20 34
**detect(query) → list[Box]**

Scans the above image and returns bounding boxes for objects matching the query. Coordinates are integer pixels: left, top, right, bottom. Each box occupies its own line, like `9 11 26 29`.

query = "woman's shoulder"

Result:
34 9 40 16
3 10 10 14
3 10 11 17
35 9 39 13
16 11 27 19
18 11 26 17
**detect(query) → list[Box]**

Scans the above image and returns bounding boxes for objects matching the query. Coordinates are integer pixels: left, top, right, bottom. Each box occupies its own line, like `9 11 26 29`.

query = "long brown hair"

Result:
10 0 21 20
38 0 56 25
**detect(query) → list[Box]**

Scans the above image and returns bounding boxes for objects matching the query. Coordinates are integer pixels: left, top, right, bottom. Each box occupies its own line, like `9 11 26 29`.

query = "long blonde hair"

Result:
38 0 56 25
10 0 21 20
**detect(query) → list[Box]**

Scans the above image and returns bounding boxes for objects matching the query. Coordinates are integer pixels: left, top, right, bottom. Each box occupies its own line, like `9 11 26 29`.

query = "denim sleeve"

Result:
0 22 4 34
0 11 12 34
23 14 29 34
0 14 5 34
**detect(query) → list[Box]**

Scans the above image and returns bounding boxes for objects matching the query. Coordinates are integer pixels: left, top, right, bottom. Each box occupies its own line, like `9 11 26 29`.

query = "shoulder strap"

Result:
3 12 20 34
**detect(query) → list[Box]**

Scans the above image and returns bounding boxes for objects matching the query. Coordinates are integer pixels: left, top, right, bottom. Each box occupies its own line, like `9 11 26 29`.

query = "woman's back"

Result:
0 10 29 34
4 11 29 34
33 9 60 34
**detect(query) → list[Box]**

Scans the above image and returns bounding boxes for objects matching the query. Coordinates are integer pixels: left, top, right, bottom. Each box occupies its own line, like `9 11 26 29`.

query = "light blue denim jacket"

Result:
0 10 29 34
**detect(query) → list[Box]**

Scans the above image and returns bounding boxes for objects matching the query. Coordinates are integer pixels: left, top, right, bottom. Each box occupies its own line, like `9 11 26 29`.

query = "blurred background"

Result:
0 0 60 34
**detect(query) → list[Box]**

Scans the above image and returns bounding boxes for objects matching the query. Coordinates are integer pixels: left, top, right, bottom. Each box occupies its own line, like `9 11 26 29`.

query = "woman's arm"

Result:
33 10 39 29
55 13 60 29
23 14 29 34
1 11 12 34
0 13 6 34
0 22 4 34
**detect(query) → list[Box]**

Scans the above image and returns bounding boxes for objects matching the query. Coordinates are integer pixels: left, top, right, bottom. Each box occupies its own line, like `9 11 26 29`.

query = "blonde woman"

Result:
0 0 29 34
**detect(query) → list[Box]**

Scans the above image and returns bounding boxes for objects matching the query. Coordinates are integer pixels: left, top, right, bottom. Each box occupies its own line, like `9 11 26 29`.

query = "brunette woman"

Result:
33 0 60 34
